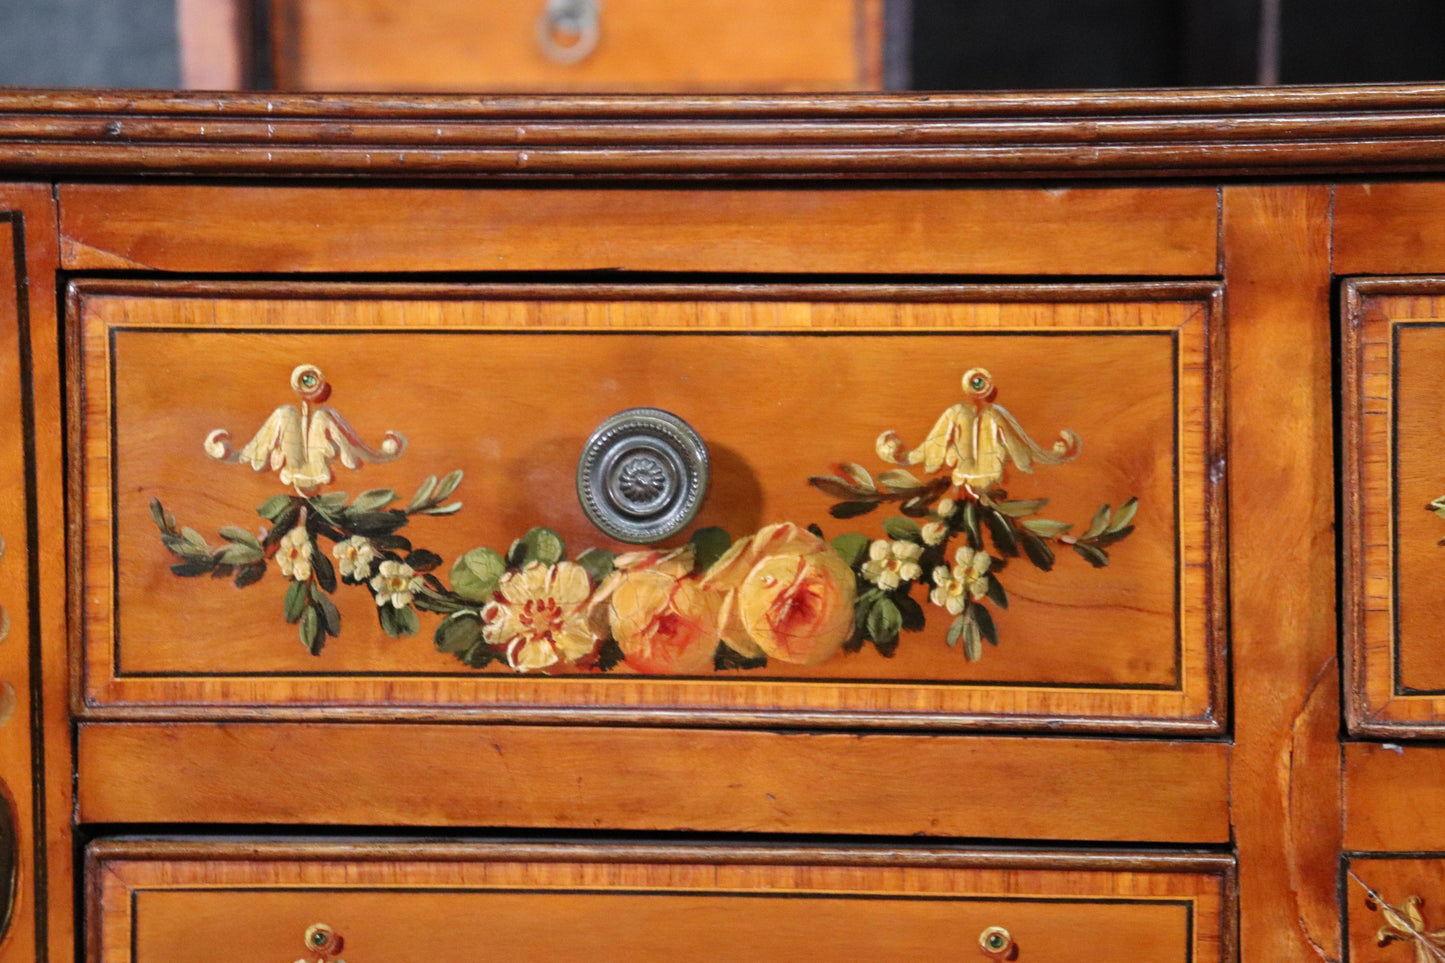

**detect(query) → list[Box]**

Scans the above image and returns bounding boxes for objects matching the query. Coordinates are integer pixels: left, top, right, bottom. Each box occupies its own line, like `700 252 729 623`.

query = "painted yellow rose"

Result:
593 546 722 675
703 522 856 665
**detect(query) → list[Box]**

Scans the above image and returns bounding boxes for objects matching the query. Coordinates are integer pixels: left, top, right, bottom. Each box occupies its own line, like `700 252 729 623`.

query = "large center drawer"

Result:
88 840 1235 962
73 280 1223 733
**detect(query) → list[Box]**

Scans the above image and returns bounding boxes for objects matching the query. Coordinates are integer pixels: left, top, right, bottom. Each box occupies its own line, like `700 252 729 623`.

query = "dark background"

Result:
0 0 1441 89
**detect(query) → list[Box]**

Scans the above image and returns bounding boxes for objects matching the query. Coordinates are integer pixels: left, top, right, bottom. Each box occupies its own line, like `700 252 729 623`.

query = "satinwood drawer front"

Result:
268 0 883 93
1344 279 1445 736
88 841 1235 963
73 280 1224 732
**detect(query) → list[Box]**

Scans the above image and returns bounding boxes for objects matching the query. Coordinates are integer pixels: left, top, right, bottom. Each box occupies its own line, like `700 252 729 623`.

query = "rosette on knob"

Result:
577 408 709 544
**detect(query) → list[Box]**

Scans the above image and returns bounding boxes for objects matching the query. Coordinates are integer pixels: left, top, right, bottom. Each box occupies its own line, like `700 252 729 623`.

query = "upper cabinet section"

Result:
73 281 1225 732
266 0 885 93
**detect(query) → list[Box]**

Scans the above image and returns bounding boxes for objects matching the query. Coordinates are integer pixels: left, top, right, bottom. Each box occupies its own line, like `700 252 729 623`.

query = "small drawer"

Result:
269 0 883 93
74 280 1224 733
1344 279 1445 735
1345 855 1445 962
88 840 1235 962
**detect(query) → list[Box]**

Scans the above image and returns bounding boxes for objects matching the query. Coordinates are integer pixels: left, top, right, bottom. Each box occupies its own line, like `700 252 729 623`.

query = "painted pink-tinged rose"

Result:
703 522 857 665
593 546 722 674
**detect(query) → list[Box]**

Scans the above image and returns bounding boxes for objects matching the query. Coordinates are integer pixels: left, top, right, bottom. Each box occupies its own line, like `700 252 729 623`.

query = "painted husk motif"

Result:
151 364 1138 674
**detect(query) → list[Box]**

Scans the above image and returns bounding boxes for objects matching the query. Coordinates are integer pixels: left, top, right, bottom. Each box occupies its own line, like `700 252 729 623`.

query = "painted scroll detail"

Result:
151 365 1137 674
1352 872 1445 963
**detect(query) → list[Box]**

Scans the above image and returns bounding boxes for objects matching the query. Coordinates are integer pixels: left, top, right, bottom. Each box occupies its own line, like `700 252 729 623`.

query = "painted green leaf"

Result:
407 475 438 512
881 516 922 543
1019 531 1055 571
233 563 265 588
973 603 999 646
404 549 444 573
1108 497 1139 534
810 475 867 500
829 501 877 520
215 542 263 566
218 525 262 550
945 613 966 648
961 500 983 549
1073 542 1110 568
877 468 924 492
1083 504 1112 541
894 592 926 632
866 597 903 647
433 469 464 501
985 573 1009 609
180 526 208 551
434 610 485 654
450 546 506 603
509 527 566 568
310 583 341 636
1021 518 1072 538
349 489 398 512
299 605 322 654
576 547 617 585
838 462 875 490
316 492 349 510
419 502 463 516
393 606 420 637
311 547 337 593
344 510 409 537
689 527 733 572
282 579 308 623
961 609 983 661
994 498 1049 518
982 508 1018 556
831 532 870 567
256 494 294 522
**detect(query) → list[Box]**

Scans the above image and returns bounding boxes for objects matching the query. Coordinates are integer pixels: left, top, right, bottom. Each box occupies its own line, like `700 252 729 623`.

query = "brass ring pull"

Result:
536 0 602 64
979 925 1017 960
296 922 345 962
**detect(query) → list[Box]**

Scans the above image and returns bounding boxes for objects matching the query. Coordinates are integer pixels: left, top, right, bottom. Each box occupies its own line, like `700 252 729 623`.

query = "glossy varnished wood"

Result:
88 841 1234 963
1342 742 1445 852
10 86 1445 177
76 723 1231 843
88 840 1235 963
56 183 1220 276
1223 186 1342 962
0 185 71 963
72 281 1225 733
1341 855 1445 963
1342 279 1445 736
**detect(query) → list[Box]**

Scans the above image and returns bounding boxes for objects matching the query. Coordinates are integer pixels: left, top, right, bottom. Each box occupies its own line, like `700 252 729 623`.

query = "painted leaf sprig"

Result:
150 468 462 654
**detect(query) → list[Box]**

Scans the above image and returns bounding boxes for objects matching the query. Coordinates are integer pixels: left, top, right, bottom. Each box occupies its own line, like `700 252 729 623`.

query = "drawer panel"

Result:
75 281 1224 731
1344 279 1445 734
270 0 882 93
1345 855 1445 963
89 841 1235 963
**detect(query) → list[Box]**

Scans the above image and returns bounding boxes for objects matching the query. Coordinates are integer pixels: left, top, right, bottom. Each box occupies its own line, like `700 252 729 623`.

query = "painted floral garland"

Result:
151 365 1137 674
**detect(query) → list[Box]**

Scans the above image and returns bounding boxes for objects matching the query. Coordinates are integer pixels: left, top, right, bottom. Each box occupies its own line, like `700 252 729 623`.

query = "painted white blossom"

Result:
276 526 312 582
920 520 949 546
929 545 993 614
371 559 423 609
332 535 377 580
936 497 958 518
860 538 924 591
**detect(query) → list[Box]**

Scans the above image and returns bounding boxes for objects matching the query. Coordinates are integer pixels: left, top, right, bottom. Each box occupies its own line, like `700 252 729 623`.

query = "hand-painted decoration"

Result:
152 364 464 654
1352 872 1445 962
808 367 1136 661
294 923 345 963
151 364 1137 674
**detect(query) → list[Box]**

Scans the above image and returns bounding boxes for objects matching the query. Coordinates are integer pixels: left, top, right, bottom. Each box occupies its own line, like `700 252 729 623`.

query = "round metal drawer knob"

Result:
577 408 709 544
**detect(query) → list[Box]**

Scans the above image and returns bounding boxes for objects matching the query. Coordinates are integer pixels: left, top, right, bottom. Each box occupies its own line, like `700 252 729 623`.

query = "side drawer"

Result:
74 280 1224 733
1345 855 1445 962
88 840 1236 962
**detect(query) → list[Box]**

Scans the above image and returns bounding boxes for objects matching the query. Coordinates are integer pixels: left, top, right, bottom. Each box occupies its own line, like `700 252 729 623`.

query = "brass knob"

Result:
979 925 1015 959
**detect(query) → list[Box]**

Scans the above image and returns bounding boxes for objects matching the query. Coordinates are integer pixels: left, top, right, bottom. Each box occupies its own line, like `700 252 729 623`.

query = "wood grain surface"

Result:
270 0 882 93
14 85 1445 177
1343 280 1445 735
0 185 71 963
57 183 1220 276
88 841 1234 963
76 722 1232 843
1223 185 1342 963
73 282 1224 732
1343 855 1445 963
